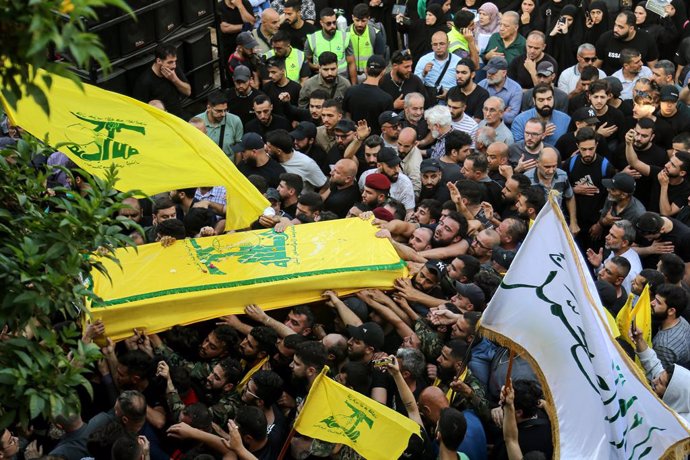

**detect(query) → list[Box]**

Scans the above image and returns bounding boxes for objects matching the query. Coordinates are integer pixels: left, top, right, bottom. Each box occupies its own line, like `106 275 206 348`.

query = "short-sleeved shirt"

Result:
281 151 327 189
197 110 243 161
595 29 659 75
133 66 189 118
483 33 527 64
528 167 573 204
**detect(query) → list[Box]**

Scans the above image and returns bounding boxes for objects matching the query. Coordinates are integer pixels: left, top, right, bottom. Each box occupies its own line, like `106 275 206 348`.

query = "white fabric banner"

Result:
480 196 690 459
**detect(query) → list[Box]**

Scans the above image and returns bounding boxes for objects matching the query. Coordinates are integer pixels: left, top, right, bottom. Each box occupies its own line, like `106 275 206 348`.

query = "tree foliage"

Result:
0 0 131 115
0 139 141 428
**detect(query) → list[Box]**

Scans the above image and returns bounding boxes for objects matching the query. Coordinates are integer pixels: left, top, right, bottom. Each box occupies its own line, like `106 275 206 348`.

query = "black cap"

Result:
367 55 387 70
602 172 635 194
660 85 680 102
572 107 600 124
347 322 384 350
290 121 317 140
378 111 401 127
424 259 447 278
492 247 516 270
342 297 370 323
420 158 442 173
636 212 664 234
265 187 280 202
377 147 401 166
454 282 486 309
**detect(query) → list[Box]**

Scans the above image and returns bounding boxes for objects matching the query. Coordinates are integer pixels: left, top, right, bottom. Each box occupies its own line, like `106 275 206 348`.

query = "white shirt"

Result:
281 151 327 190
557 64 608 94
604 247 643 294
451 113 478 144
358 168 416 211
611 66 653 100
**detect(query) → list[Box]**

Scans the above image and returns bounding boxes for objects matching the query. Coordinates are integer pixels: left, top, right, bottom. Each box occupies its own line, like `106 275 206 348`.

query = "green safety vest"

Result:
349 24 374 73
263 47 305 82
447 27 469 54
307 30 349 73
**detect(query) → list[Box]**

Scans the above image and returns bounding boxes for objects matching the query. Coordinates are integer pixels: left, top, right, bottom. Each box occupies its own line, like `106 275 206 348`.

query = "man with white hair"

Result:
478 96 513 145
400 92 430 142
425 105 455 160
557 44 607 95
478 57 522 125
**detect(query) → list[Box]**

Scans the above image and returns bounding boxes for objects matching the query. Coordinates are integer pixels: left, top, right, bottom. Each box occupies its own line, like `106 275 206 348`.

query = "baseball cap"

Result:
347 322 385 350
237 31 259 49
636 212 664 235
485 57 508 74
265 188 280 202
289 121 317 140
660 85 680 102
378 111 401 127
334 119 356 132
572 107 600 124
233 65 252 82
342 297 369 322
454 282 486 309
240 132 264 151
377 146 401 166
492 247 516 270
602 172 635 194
367 55 387 71
420 158 442 173
425 259 448 278
364 173 391 191
536 61 555 77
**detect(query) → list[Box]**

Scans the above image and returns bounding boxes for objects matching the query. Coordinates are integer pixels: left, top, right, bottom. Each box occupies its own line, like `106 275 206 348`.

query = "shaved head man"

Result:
325 158 361 217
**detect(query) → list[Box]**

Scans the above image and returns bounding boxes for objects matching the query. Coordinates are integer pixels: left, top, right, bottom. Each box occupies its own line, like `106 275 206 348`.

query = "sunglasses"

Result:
392 49 412 64
581 57 597 62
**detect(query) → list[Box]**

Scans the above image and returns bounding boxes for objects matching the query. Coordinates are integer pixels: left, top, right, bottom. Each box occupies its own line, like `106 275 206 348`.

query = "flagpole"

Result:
277 427 296 460
505 349 515 389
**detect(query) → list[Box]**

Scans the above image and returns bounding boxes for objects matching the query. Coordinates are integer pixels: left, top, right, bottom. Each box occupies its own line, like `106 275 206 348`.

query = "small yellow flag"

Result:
617 285 653 349
294 367 420 460
0 67 268 230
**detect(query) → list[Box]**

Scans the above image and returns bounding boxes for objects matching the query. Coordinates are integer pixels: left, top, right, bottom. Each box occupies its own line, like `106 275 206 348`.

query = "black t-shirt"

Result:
279 21 317 50
227 89 266 125
238 157 286 188
567 92 589 116
508 53 559 89
219 0 254 54
563 154 616 227
401 116 430 141
378 73 428 106
647 165 690 214
325 183 361 217
132 66 189 118
555 131 611 162
593 105 626 155
621 116 674 151
464 84 490 120
343 84 395 135
636 218 690 267
263 80 302 117
304 143 330 175
245 113 292 137
656 104 690 136
620 144 668 208
596 29 659 75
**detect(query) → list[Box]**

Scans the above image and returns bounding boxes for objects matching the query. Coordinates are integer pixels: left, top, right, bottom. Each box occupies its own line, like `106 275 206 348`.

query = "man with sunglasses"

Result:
557 43 606 95
379 50 428 110
305 7 357 84
197 91 243 162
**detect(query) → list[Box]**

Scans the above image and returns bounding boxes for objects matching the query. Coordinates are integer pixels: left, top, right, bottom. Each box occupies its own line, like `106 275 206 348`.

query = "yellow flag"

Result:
631 284 653 348
87 218 407 341
0 67 268 230
294 367 420 460
616 293 635 347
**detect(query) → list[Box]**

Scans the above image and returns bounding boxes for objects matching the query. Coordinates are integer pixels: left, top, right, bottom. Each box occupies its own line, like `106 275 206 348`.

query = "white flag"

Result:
480 195 690 459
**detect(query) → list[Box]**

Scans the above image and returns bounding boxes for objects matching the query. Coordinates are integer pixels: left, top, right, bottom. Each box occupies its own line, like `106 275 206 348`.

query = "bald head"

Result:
331 158 358 187
261 8 281 34
399 127 417 144
336 158 357 176
431 31 449 58
538 147 558 163
119 197 142 222
419 386 449 424
322 333 347 349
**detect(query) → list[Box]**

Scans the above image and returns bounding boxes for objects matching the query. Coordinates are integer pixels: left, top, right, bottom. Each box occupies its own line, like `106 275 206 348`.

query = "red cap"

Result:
364 173 391 192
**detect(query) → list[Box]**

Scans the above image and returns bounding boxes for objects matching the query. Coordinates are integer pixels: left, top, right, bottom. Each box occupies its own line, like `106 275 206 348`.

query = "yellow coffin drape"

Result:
87 219 407 341
0 67 268 230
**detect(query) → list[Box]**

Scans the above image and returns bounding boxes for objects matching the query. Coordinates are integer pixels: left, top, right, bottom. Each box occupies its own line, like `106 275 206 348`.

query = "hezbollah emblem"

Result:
65 111 146 163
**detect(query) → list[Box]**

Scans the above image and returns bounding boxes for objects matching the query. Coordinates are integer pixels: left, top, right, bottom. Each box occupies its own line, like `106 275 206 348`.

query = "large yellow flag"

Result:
294 367 420 460
616 285 653 349
87 218 407 341
0 67 267 230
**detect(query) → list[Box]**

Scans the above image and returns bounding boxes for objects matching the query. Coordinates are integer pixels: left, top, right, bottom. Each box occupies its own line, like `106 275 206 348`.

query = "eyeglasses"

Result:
524 131 543 137
581 57 597 62
471 237 491 250
243 385 260 399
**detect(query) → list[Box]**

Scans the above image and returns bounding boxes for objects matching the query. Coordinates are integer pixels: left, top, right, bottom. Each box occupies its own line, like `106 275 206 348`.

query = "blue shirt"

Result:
414 52 461 91
477 77 522 125
511 107 571 146
459 410 488 460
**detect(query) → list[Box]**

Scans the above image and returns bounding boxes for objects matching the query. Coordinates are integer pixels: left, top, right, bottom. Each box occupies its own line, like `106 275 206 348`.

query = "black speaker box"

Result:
118 10 157 57
123 53 156 96
181 0 214 25
95 26 122 61
76 67 129 95
183 29 212 72
155 0 182 40
187 62 215 96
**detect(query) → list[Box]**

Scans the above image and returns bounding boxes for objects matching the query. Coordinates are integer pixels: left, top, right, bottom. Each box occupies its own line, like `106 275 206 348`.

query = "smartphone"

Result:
557 16 566 25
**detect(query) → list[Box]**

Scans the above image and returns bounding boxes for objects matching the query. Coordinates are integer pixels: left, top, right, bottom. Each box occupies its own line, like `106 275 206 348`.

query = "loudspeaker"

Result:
155 0 182 40
187 61 214 96
181 0 214 25
183 29 212 72
95 26 122 61
76 67 129 95
118 10 157 57
123 53 156 96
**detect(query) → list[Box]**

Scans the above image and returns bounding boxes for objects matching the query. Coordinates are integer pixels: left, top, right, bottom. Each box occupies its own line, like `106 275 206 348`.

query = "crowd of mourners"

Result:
4 0 690 458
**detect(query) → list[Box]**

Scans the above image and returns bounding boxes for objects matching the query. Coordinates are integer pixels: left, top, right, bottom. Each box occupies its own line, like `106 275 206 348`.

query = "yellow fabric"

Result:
87 218 407 341
617 285 653 350
0 67 268 230
433 367 468 403
294 367 420 460
236 356 269 393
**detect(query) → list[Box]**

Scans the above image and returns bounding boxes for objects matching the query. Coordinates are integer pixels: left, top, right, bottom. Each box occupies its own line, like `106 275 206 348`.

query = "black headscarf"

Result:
583 0 610 44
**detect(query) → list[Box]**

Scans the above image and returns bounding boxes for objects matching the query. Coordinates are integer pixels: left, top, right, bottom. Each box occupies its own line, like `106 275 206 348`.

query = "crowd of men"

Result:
4 0 690 458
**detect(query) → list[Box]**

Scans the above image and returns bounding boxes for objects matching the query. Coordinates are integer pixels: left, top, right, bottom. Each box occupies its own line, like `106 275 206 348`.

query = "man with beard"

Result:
516 185 546 225
649 284 690 369
298 52 351 108
240 370 287 449
227 66 267 125
314 98 343 153
322 158 360 217
486 141 511 188
343 55 393 135
508 118 552 174
169 188 197 220
447 88 478 140
554 106 609 161
592 173 647 240
512 84 570 146
412 199 442 225
434 339 489 418
621 119 671 206
245 95 291 138
656 86 690 138
527 148 579 234
597 256 631 314
521 62 569 114
595 10 658 76
360 172 390 209
424 211 470 261
227 32 262 88
378 111 402 149
397 127 423 194
150 326 238 386
348 4 387 81
500 173 532 219
587 80 625 156
264 31 311 85
305 8 357 83
144 197 177 242
419 158 450 203
467 229 500 265
392 259 447 310
454 59 489 120
508 31 558 89
275 173 302 217
345 321 390 403
633 211 690 269
379 50 428 111
359 147 415 214
478 97 513 145
196 91 243 161
425 105 456 161
461 153 504 209
586 220 643 293
261 57 302 115
266 129 327 191
612 49 653 101
478 57 522 125
238 326 279 377
278 0 316 51
562 127 615 248
327 119 357 166
289 121 328 175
